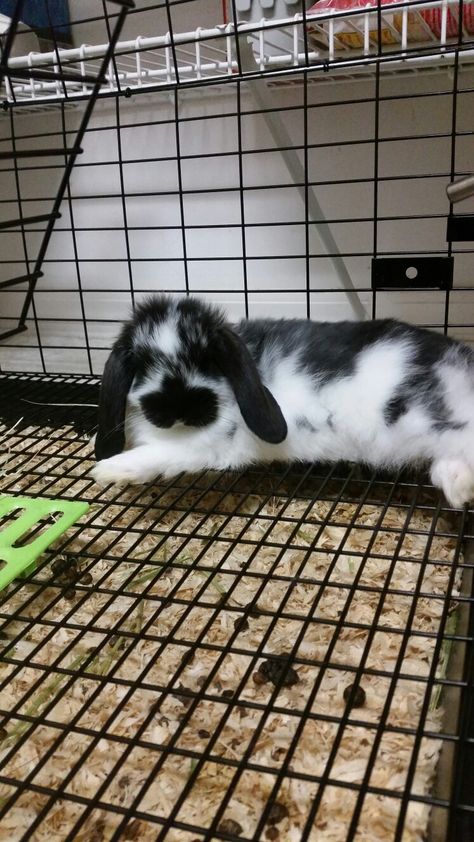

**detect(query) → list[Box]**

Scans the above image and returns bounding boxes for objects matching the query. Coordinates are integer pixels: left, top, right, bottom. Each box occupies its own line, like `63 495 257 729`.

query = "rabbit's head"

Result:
95 295 287 460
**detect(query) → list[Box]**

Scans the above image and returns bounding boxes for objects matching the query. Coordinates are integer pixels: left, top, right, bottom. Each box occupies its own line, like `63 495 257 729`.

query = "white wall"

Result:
0 48 473 373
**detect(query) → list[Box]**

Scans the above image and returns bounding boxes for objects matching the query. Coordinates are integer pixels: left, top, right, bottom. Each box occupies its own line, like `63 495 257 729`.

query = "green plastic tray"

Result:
0 496 89 591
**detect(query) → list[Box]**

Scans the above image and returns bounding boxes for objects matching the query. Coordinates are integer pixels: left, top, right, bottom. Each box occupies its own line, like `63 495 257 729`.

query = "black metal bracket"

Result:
0 0 134 343
371 257 454 291
447 214 474 243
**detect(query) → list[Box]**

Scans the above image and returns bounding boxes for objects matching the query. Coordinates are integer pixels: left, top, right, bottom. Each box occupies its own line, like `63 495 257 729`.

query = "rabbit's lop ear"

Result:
95 347 135 460
217 327 287 444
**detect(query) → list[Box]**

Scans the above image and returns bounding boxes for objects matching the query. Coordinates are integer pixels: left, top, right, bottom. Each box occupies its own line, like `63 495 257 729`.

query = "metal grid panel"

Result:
2 0 474 103
1 1 474 373
1 69 474 370
0 0 474 374
0 373 473 841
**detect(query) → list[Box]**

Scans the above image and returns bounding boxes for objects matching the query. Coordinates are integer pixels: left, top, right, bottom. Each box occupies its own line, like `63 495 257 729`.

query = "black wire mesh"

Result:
0 0 131 345
1 0 474 372
0 373 473 841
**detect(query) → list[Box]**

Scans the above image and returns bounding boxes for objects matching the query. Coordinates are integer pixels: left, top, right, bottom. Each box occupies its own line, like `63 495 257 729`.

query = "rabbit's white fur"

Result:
92 298 474 508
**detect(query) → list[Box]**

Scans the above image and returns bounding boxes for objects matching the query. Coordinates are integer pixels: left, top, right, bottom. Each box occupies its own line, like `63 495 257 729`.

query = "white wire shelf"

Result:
2 0 474 106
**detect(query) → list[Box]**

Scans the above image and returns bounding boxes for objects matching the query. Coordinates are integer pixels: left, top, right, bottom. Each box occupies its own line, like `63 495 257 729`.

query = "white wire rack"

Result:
2 0 474 105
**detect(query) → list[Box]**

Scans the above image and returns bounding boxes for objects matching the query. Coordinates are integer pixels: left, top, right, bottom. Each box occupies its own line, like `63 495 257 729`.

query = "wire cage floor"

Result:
0 372 473 842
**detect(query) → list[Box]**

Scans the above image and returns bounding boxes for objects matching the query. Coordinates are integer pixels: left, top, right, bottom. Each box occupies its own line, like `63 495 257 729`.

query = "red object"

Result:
307 0 428 48
308 0 474 39
309 0 409 12
421 6 474 37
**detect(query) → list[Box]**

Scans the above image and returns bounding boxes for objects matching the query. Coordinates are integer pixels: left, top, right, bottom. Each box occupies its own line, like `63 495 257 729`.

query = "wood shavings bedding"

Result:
0 422 465 842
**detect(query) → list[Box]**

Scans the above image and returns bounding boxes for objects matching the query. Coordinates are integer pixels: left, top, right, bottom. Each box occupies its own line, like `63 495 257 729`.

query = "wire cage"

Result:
0 1 474 840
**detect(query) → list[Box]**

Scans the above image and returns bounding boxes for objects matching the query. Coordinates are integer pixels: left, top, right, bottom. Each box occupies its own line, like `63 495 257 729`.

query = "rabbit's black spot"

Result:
385 396 408 425
296 417 316 433
432 419 466 432
385 366 466 432
238 318 408 385
132 296 172 332
140 377 218 429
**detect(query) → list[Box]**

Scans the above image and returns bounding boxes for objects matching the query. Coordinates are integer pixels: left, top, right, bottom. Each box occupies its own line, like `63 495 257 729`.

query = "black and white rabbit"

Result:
92 295 474 508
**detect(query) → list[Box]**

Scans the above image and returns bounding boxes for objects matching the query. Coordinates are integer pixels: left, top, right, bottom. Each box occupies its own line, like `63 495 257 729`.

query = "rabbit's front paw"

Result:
431 458 474 508
91 453 157 486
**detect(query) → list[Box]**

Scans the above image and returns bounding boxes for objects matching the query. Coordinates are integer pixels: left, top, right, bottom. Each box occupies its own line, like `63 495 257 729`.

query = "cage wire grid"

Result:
0 0 474 361
0 0 474 840
4 78 474 361
0 373 474 842
3 0 474 102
